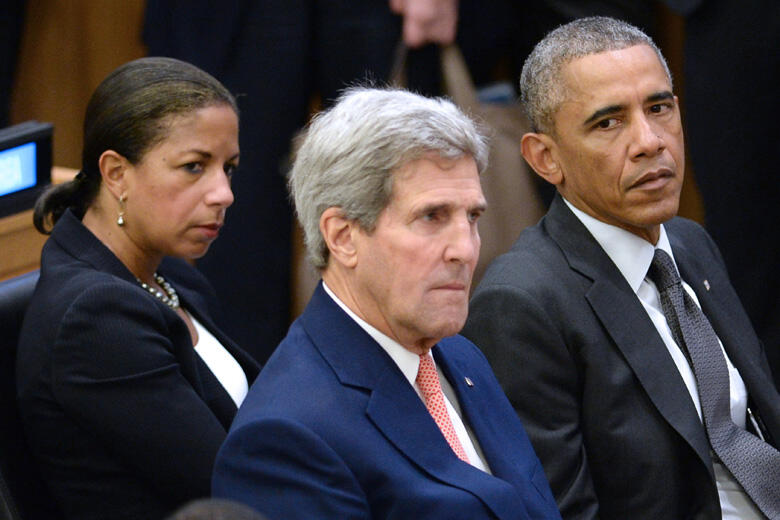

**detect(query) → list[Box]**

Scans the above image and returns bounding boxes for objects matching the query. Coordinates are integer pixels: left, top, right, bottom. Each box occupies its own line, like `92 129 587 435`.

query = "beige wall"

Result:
1 1 146 279
10 0 147 169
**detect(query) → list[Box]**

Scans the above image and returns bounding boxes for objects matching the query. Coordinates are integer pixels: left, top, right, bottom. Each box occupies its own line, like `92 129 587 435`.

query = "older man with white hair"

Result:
212 87 561 520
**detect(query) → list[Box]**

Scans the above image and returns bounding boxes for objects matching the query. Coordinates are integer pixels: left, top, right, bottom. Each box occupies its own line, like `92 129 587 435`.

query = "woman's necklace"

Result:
137 272 180 309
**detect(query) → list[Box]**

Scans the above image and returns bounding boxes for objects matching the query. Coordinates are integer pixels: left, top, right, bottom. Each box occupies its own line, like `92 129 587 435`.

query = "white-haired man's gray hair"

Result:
520 16 672 135
289 86 490 269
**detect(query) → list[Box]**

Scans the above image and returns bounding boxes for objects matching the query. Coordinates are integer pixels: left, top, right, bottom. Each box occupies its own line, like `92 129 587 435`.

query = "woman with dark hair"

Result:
16 57 260 519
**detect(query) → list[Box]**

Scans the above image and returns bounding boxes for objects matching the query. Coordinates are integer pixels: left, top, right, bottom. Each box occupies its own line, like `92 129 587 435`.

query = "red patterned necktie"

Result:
416 353 470 463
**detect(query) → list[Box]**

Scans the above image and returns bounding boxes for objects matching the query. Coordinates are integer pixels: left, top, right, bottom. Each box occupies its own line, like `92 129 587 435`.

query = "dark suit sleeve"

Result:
51 281 228 503
463 284 600 519
213 417 371 520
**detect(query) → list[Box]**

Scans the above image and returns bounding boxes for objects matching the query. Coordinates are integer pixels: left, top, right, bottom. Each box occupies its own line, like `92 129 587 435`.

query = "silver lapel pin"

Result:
703 279 711 291
464 377 474 387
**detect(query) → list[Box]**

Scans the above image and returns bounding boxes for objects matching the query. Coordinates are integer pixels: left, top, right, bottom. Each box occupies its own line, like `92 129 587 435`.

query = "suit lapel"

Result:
173 280 259 379
546 197 712 473
168 276 262 429
367 373 528 520
301 284 529 520
435 346 549 519
670 232 780 442
670 233 763 377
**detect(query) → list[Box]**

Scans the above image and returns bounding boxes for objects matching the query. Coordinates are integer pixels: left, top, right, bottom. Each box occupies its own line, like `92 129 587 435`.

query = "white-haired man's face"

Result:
351 154 486 354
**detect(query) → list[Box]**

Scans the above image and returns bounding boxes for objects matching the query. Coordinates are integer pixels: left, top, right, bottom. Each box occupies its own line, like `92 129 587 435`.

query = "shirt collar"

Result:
322 281 420 386
562 197 677 293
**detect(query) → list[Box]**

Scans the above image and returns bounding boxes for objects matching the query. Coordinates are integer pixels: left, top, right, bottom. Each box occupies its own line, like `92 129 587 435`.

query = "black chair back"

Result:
0 271 62 520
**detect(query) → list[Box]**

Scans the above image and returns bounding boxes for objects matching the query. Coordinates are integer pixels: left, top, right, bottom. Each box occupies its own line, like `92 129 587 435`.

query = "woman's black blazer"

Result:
16 210 260 520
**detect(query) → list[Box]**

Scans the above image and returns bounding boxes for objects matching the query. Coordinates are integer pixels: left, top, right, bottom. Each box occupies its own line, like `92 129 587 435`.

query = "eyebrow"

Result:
646 91 674 104
472 201 488 213
582 90 675 127
415 201 488 216
583 104 623 127
416 203 450 216
182 149 240 161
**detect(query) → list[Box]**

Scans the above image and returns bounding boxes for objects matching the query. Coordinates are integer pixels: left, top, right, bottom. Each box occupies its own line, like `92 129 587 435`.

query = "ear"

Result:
521 132 563 186
319 207 358 269
98 150 130 200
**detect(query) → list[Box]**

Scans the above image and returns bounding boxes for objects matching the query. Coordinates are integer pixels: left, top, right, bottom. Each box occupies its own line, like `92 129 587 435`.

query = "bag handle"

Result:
389 42 480 112
439 44 480 111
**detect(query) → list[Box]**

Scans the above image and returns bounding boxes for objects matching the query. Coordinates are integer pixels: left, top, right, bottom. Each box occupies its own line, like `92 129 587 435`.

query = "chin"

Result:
430 316 468 339
636 194 680 225
651 202 681 225
178 244 211 261
193 246 211 258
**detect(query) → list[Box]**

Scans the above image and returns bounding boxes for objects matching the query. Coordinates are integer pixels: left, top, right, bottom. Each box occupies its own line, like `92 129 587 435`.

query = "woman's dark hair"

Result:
33 56 238 233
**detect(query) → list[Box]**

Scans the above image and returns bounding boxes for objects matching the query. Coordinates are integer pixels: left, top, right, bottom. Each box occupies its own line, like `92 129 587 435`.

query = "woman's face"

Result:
122 104 239 260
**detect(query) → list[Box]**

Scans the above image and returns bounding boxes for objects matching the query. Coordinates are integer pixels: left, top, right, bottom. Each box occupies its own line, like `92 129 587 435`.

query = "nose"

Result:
206 169 234 208
630 113 664 159
444 214 480 265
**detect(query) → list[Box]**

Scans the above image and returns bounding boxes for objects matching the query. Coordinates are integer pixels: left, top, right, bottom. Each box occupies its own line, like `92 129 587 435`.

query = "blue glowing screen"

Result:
0 141 36 197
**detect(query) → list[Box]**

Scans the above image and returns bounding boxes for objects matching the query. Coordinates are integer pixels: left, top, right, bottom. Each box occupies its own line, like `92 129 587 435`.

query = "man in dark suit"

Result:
462 16 780 520
212 87 561 520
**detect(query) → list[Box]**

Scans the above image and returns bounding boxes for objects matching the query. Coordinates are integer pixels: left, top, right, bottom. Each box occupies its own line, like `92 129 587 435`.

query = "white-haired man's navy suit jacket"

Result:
212 283 561 520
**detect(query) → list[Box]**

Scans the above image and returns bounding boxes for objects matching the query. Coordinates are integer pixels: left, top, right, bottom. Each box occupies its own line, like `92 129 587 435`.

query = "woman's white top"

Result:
191 314 249 408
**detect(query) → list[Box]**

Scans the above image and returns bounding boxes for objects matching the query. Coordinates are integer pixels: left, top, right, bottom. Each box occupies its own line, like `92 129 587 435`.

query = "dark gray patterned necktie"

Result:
649 248 780 518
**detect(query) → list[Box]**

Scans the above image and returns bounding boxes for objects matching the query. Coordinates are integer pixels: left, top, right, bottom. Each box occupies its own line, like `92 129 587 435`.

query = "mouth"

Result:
631 167 675 190
433 281 469 292
195 222 223 239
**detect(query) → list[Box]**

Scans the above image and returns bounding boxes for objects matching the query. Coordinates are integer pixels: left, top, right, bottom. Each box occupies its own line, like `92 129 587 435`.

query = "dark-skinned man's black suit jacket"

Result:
462 194 780 519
